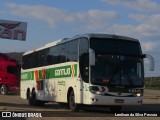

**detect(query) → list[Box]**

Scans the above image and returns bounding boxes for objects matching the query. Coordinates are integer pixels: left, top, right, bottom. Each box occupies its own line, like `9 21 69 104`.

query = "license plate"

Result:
115 99 124 103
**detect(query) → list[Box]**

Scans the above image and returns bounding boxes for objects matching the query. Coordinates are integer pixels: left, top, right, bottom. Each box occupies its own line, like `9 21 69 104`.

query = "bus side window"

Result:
59 44 67 63
67 40 78 62
30 53 37 68
46 54 52 65
79 38 89 83
37 48 49 67
48 45 60 64
22 55 30 69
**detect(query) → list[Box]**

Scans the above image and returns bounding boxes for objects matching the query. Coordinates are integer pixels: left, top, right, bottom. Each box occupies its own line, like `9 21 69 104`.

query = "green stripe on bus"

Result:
21 64 78 81
21 71 34 80
74 64 77 77
46 65 72 79
46 64 78 78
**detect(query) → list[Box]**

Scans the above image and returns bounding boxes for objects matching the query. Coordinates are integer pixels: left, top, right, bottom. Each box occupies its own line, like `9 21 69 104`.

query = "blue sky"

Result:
0 0 160 76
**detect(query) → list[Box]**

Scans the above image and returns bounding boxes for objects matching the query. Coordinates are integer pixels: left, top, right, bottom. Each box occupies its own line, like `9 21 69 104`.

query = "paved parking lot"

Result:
0 89 160 119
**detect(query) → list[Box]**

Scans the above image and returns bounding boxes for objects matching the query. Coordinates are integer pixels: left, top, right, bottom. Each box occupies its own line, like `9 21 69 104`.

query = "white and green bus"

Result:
21 33 154 112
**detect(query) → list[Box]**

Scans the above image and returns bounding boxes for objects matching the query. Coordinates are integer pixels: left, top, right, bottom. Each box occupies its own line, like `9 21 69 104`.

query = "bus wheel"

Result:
28 91 37 106
69 90 79 112
0 85 8 95
28 90 45 106
110 106 122 112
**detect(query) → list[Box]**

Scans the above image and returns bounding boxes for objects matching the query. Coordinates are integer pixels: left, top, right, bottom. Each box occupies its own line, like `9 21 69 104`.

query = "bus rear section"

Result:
0 53 20 95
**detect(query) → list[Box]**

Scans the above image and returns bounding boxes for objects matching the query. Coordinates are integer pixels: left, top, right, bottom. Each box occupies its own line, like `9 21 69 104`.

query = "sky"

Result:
0 0 160 76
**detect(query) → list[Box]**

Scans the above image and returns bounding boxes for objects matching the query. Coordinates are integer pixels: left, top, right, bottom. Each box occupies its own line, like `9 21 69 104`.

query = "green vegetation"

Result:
144 77 160 90
145 87 160 90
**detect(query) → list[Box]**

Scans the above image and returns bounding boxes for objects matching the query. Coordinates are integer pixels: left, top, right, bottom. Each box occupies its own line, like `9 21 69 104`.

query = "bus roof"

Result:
23 33 139 55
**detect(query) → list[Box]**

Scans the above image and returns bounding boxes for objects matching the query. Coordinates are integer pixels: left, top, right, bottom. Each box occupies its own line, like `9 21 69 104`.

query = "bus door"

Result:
79 38 89 104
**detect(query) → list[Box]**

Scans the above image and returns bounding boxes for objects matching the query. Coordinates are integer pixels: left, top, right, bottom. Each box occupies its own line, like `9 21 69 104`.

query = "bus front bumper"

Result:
89 95 143 105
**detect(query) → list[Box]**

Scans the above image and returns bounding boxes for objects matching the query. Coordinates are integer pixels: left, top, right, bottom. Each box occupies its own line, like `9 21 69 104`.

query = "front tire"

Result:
1 85 8 95
69 90 79 112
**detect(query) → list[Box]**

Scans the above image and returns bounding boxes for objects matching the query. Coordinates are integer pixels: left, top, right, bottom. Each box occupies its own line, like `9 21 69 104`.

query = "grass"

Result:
145 87 160 90
144 78 160 91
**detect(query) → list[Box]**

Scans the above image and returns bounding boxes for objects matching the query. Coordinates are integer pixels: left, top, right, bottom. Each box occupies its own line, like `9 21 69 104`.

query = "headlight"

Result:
90 90 104 95
134 92 142 97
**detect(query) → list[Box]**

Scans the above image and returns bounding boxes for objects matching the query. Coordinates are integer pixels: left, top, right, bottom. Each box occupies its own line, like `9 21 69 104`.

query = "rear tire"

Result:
69 90 79 112
28 89 38 106
28 90 36 106
28 90 45 106
0 85 8 95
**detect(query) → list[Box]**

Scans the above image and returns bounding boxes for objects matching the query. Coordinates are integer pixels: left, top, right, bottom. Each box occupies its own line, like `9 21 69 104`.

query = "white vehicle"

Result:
21 33 154 112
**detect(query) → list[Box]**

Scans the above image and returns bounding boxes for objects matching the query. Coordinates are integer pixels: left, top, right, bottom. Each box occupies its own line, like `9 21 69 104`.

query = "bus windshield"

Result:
90 38 143 87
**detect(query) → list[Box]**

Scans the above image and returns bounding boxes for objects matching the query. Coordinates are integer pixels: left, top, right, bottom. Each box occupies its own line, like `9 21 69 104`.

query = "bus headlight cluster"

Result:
90 90 105 95
134 92 142 97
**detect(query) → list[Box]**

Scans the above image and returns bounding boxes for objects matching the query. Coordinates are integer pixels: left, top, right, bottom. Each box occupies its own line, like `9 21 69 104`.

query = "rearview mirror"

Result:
144 54 154 71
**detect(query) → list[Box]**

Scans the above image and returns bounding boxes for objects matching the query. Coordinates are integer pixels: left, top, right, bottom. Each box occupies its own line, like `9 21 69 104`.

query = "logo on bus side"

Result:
55 68 70 77
54 64 77 78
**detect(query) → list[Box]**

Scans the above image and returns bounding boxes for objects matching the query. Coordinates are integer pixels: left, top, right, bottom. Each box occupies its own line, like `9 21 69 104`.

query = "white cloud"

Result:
112 24 136 37
141 42 157 52
4 2 160 53
131 14 160 38
76 9 117 22
5 3 71 27
111 13 160 40
128 14 148 22
5 2 118 28
111 20 160 53
100 0 160 41
102 0 160 12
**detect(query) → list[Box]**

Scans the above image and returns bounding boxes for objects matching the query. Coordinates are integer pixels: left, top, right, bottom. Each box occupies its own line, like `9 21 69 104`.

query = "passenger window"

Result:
59 44 67 63
67 40 78 61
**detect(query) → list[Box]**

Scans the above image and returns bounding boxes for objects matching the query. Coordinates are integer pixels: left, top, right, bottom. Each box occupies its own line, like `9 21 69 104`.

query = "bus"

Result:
21 33 154 112
0 53 20 95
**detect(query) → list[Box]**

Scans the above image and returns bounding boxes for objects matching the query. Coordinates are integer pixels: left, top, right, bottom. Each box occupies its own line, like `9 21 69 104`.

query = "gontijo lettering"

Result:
55 68 70 76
